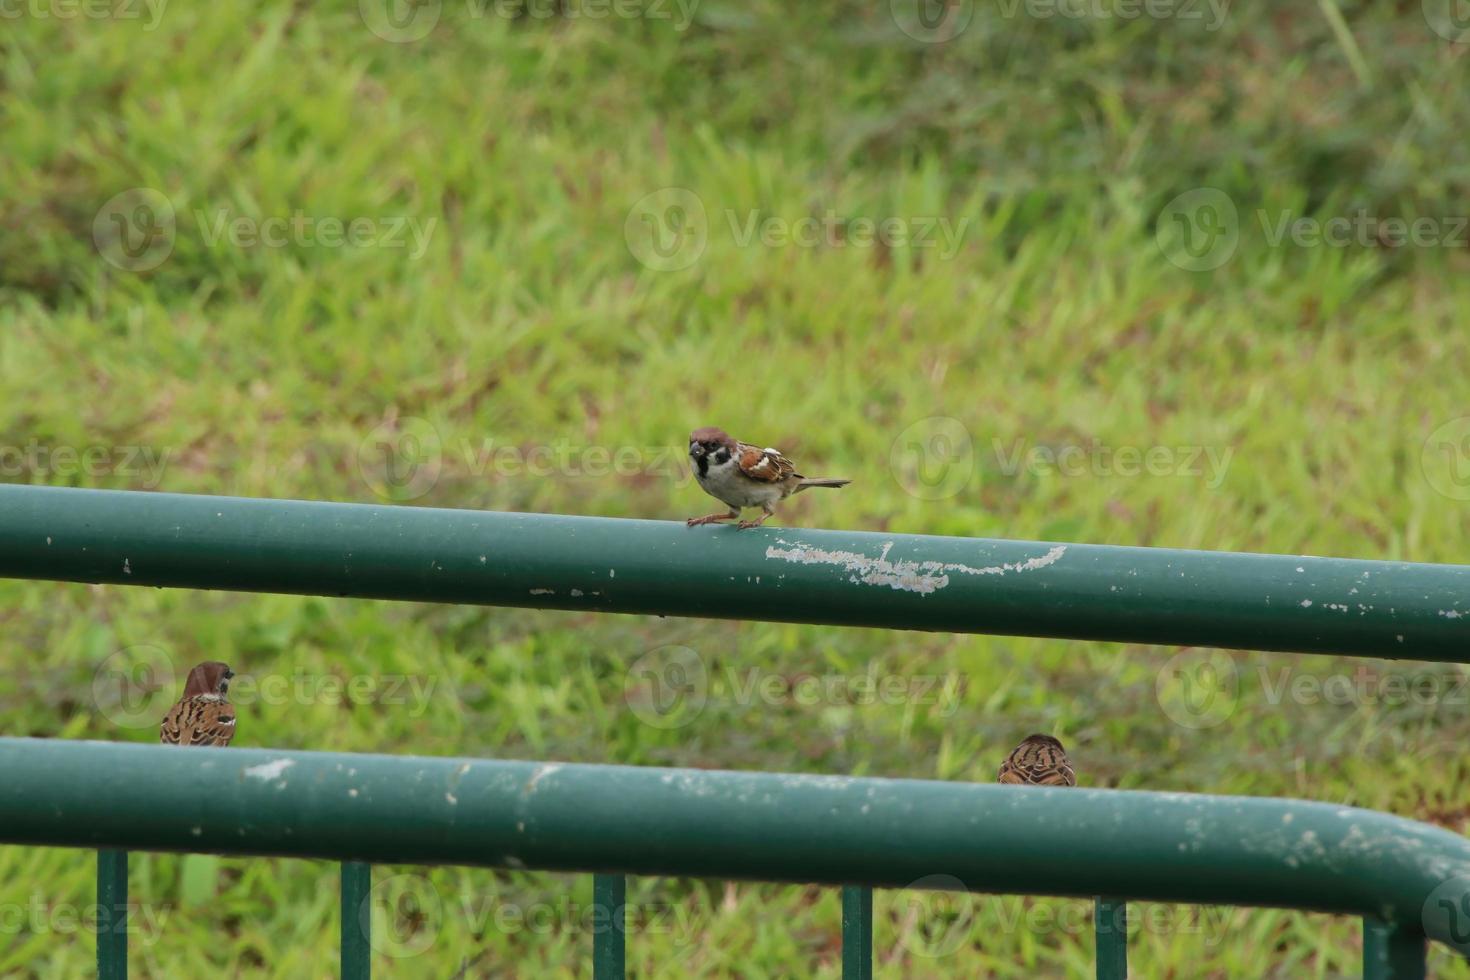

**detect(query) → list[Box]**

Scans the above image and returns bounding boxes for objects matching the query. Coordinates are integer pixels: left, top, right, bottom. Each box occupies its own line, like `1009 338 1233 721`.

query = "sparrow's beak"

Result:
224 668 235 680
688 444 704 458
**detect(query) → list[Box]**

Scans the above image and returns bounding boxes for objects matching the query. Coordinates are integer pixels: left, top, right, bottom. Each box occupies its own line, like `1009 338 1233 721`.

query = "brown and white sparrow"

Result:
997 734 1076 787
686 426 850 529
160 661 236 747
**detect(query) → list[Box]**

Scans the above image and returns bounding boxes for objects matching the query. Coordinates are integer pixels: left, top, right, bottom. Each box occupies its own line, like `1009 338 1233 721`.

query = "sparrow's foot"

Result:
687 512 738 527
736 516 771 530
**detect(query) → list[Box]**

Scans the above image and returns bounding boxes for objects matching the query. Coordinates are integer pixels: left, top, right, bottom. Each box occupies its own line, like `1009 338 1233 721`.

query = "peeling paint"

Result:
525 764 563 793
763 540 1068 595
243 759 295 781
530 588 555 596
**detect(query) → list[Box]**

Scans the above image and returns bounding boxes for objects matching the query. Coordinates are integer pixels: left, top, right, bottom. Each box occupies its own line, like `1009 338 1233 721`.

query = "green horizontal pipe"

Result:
2 739 1468 955
0 486 1466 660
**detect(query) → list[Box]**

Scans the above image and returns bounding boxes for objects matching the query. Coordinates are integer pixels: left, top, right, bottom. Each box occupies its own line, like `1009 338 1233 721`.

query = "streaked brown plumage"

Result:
997 734 1076 787
160 661 236 747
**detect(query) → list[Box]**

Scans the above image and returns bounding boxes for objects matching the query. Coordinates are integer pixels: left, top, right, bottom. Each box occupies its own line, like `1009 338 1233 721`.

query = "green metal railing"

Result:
0 485 1464 660
0 740 1467 977
0 484 1467 977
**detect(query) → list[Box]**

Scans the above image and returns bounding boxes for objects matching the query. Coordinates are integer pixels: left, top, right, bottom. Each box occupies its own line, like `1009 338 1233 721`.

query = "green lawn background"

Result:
3 1 1470 975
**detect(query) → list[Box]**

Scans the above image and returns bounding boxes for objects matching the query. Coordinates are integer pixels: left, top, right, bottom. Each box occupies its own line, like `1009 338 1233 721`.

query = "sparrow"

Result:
997 734 1076 787
686 426 851 529
160 661 236 747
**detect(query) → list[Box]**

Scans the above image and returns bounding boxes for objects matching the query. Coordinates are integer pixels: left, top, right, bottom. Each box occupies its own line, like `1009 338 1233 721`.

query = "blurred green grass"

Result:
3 0 1470 975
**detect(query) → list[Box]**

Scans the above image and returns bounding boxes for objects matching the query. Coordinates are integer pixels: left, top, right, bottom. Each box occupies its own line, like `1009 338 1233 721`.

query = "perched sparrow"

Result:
160 661 236 747
997 734 1076 787
686 426 850 529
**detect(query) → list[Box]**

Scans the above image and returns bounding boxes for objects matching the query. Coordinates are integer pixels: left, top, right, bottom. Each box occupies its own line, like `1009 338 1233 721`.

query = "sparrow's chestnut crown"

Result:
689 426 736 457
182 661 234 698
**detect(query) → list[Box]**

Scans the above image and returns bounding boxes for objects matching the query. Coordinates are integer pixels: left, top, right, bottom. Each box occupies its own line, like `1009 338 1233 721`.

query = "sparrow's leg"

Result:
737 505 776 530
687 510 739 527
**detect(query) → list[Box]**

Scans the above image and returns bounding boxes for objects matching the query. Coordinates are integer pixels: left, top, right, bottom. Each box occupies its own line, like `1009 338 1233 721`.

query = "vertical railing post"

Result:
1363 918 1427 980
841 885 873 979
1094 898 1127 979
97 849 128 980
592 874 626 979
341 861 372 979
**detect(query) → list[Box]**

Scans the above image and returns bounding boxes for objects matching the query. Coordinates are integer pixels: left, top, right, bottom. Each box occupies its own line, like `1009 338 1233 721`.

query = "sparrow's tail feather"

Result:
794 477 851 492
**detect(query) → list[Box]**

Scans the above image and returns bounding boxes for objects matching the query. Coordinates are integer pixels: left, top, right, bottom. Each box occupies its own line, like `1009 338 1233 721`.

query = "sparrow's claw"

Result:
687 512 738 527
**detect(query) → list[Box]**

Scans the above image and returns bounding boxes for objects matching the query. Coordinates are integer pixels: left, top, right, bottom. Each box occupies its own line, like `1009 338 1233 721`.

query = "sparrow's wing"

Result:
998 742 1076 786
736 443 797 482
160 701 185 745
162 698 236 747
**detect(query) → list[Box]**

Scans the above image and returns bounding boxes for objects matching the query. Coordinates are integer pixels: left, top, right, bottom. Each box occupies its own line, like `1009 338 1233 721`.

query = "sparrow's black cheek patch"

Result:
714 449 730 464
